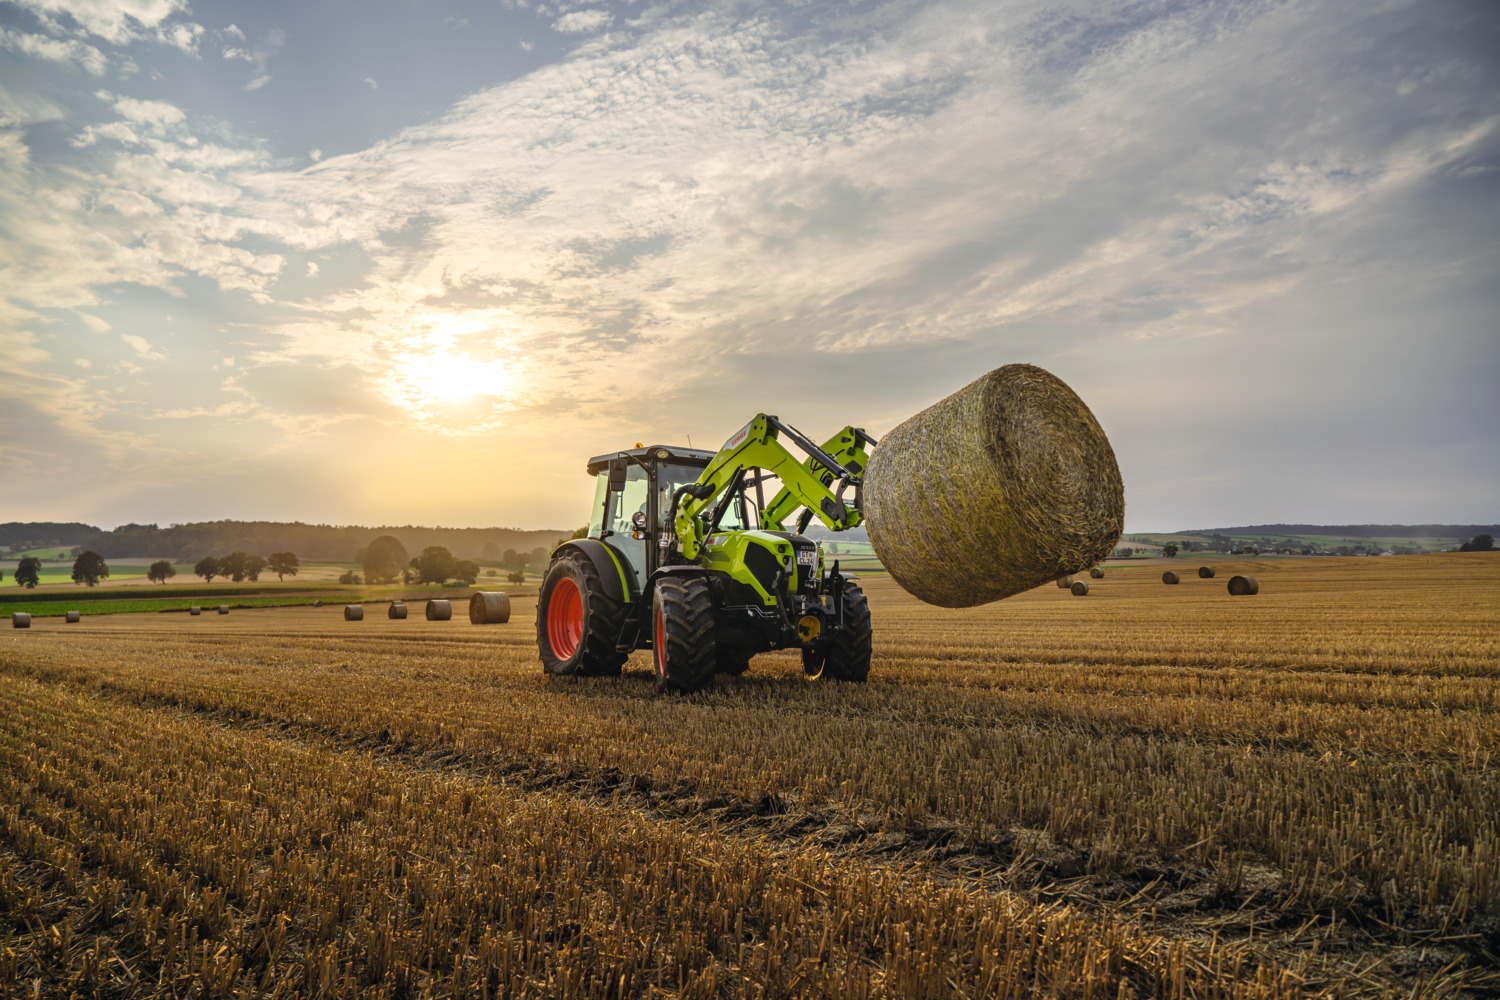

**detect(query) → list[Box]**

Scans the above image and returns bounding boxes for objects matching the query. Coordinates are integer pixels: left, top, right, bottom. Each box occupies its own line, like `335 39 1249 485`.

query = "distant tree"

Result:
243 554 267 582
453 560 480 586
485 569 499 578
507 570 526 585
502 548 519 569
1162 543 1179 558
401 568 415 585
14 556 41 588
482 541 502 560
413 546 457 585
267 552 299 581
57 551 67 560
529 546 548 568
363 535 410 584
554 526 589 549
194 556 220 583
147 560 176 584
0 569 4 582
1460 533 1495 552
1112 547 1134 559
71 551 110 587
219 551 248 583
338 569 363 584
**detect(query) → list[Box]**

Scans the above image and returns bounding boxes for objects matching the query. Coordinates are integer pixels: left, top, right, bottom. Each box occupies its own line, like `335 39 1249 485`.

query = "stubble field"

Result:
1 554 1496 998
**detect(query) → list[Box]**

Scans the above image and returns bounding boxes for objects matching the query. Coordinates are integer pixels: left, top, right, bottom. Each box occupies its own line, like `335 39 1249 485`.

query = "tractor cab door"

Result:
594 464 650 594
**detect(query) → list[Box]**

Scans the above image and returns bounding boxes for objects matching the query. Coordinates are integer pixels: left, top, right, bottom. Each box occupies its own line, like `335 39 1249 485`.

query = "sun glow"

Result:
383 313 518 421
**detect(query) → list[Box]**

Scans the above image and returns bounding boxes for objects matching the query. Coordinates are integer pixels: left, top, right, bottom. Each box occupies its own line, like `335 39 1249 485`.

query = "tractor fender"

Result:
553 540 636 603
645 565 715 600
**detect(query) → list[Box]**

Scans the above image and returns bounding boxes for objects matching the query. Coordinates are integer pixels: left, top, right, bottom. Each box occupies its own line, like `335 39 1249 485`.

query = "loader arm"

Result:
672 414 875 561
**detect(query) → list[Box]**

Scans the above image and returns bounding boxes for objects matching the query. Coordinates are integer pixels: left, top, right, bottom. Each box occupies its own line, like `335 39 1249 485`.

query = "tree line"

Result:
193 552 300 583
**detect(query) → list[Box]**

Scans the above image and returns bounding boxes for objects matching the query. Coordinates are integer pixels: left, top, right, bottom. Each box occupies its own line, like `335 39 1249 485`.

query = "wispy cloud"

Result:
551 9 611 34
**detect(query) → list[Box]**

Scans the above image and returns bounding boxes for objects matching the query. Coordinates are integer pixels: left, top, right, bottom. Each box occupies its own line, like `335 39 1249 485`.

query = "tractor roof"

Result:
586 445 716 476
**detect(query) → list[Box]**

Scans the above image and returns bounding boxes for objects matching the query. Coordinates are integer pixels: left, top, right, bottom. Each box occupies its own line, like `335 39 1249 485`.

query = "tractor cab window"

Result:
656 461 757 532
605 465 650 536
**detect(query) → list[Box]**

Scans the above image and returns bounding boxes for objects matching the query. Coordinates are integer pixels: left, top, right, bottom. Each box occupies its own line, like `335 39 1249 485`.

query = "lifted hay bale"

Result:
65 611 81 623
1089 567 1104 579
469 592 511 624
1070 581 1089 596
425 599 452 621
217 605 229 615
1162 571 1180 585
1228 575 1259 596
344 605 364 621
388 602 408 620
11 613 30 629
1056 575 1074 589
189 606 201 616
864 364 1123 608
1198 566 1215 579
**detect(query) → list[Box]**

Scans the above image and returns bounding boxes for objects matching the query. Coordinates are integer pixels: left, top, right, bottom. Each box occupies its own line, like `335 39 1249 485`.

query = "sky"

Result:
0 0 1496 533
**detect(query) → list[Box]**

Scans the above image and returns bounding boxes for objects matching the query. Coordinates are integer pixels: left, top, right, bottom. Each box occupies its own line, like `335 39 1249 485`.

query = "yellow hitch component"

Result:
796 614 822 642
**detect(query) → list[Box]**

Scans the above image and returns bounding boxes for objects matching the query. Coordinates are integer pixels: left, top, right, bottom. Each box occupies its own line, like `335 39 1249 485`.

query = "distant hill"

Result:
1179 524 1497 540
0 520 571 563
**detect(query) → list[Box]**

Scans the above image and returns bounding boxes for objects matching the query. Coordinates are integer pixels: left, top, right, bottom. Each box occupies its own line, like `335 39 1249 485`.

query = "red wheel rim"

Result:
547 577 583 660
654 600 667 679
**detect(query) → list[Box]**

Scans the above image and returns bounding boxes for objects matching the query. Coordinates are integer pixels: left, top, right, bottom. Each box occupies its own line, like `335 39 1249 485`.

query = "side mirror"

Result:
607 458 627 493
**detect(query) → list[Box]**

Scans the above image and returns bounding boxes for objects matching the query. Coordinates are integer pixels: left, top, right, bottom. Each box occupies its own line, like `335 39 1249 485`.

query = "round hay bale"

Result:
388 602 408 620
65 611 81 623
344 605 364 621
1089 567 1104 579
313 600 323 608
1055 575 1073 589
864 364 1123 608
11 612 30 629
1228 575 1259 596
217 605 229 615
425 599 453 621
1197 566 1215 579
1070 580 1088 596
1162 571 1180 585
189 606 201 616
469 591 511 624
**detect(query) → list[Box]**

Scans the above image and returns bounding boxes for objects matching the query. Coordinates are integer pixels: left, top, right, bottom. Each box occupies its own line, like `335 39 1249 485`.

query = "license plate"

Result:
796 549 817 566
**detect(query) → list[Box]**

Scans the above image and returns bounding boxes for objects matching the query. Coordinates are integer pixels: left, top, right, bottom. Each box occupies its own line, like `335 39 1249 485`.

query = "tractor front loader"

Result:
537 415 878 693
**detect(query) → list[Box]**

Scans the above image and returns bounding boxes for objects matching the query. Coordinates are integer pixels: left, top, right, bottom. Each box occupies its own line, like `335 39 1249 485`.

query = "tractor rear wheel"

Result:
653 577 717 693
537 554 627 677
801 579 872 682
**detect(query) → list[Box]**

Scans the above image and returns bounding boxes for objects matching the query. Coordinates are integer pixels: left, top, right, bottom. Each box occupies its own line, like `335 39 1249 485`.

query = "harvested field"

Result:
1 554 1496 998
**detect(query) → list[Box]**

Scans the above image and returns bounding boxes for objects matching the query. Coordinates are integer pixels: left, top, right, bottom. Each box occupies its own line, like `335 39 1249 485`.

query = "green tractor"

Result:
537 415 878 692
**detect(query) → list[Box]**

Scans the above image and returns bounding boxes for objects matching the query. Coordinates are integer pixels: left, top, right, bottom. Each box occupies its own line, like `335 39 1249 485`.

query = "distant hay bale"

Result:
469 592 511 625
425 599 452 621
1198 566 1215 579
218 605 229 615
388 603 408 620
864 364 1123 608
190 606 201 616
313 600 323 608
65 611 81 623
344 605 364 621
1162 571 1180 585
1056 576 1073 589
1089 567 1104 579
11 613 30 629
1070 581 1089 596
1228 575 1259 596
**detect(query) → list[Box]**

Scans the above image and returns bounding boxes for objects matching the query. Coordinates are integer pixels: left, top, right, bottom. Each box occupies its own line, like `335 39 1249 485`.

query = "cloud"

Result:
244 75 271 92
0 26 108 74
120 333 163 359
305 261 319 277
551 9 610 34
362 77 378 90
5 0 193 45
109 95 185 129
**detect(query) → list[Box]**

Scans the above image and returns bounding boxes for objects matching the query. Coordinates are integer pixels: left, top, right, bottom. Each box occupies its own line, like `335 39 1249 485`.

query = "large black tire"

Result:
653 577 717 694
537 554 627 677
801 579 872 683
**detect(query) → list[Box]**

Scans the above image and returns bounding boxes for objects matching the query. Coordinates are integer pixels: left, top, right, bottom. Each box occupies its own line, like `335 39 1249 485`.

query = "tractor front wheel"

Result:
653 577 717 694
802 579 872 683
537 554 627 677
